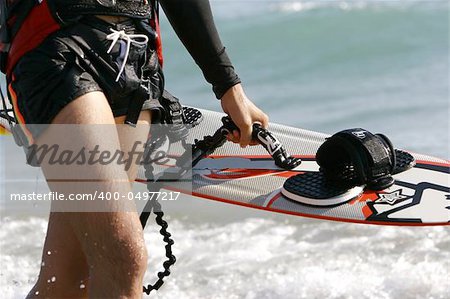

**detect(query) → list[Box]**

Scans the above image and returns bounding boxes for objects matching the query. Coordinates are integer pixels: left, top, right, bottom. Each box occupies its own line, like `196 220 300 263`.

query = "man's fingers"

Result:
226 130 240 143
239 123 252 148
261 113 269 129
227 131 259 146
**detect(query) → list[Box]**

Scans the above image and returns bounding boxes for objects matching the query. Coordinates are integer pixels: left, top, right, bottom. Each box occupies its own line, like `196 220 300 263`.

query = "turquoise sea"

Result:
1 1 449 298
164 0 449 159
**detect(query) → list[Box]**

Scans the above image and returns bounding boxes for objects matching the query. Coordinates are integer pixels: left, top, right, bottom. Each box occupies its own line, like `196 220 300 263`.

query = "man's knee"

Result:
90 233 148 279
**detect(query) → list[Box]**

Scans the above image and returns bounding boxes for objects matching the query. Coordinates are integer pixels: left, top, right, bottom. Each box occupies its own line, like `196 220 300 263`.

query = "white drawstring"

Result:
106 28 149 82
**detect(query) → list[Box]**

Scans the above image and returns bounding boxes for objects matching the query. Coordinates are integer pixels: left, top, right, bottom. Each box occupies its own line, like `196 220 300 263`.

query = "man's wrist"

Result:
215 79 242 100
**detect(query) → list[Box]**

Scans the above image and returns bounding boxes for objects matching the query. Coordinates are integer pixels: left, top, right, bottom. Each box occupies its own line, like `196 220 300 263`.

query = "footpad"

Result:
282 172 364 206
183 107 203 127
393 149 415 175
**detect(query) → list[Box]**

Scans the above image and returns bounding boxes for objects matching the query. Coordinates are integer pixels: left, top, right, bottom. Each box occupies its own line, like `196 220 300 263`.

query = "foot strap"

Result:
316 128 414 190
282 129 415 207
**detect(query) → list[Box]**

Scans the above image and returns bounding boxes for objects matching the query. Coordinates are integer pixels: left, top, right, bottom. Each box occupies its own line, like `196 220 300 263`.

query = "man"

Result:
5 0 268 297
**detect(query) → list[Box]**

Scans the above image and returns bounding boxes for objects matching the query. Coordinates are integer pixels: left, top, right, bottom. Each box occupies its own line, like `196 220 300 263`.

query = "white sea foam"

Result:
1 213 448 298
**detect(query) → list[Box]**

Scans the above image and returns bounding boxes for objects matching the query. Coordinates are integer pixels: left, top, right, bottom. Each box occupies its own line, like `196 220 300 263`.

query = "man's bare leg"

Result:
27 92 149 298
27 212 90 298
115 111 152 181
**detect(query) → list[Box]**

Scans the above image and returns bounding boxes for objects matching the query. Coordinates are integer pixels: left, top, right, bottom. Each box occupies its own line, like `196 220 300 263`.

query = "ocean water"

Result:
1 1 449 298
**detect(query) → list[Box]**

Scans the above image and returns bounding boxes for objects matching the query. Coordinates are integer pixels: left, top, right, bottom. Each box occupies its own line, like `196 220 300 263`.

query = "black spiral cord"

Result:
140 143 176 295
139 107 203 294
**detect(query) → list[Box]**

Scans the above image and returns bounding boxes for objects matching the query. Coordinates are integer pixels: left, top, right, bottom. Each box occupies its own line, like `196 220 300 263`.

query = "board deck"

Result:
138 109 450 226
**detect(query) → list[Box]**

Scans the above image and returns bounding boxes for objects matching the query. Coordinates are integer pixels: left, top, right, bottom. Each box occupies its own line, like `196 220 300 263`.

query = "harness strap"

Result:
124 85 149 127
4 0 62 76
158 90 190 142
8 0 37 38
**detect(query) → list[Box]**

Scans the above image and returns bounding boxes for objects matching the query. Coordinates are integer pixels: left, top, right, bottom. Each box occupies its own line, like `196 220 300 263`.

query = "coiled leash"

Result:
140 161 176 295
139 105 203 294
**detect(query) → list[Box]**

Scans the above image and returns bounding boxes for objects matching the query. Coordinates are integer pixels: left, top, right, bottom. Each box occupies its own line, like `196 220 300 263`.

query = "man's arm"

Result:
160 0 240 99
160 0 268 147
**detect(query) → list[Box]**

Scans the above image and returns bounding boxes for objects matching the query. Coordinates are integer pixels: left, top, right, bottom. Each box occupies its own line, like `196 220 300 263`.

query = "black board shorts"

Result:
8 16 164 144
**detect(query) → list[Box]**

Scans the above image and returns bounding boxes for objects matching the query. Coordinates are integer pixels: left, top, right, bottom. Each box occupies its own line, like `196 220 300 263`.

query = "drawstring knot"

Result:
106 28 149 82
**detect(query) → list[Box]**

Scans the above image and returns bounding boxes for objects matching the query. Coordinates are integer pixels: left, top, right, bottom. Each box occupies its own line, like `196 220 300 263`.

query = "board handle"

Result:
221 116 301 169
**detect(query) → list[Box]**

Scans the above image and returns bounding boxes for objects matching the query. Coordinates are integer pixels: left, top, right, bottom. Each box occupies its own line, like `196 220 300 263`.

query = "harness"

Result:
0 0 163 76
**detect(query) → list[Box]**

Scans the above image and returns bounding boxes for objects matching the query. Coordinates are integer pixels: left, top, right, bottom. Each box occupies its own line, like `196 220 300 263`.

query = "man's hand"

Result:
220 84 269 148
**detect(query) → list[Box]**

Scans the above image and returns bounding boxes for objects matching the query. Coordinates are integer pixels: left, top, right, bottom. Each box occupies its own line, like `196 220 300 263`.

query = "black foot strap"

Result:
316 128 415 191
282 137 415 207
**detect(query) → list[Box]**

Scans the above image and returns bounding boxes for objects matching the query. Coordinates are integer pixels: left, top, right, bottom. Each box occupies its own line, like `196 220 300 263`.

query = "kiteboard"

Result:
137 109 449 227
1 108 449 226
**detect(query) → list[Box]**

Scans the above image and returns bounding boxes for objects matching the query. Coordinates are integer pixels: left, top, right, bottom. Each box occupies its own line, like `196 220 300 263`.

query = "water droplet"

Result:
47 251 51 255
41 262 45 267
35 291 39 295
51 276 56 282
80 284 86 289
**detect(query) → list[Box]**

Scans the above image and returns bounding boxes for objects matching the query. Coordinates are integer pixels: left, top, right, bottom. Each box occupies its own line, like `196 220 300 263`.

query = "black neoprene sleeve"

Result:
160 0 241 99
